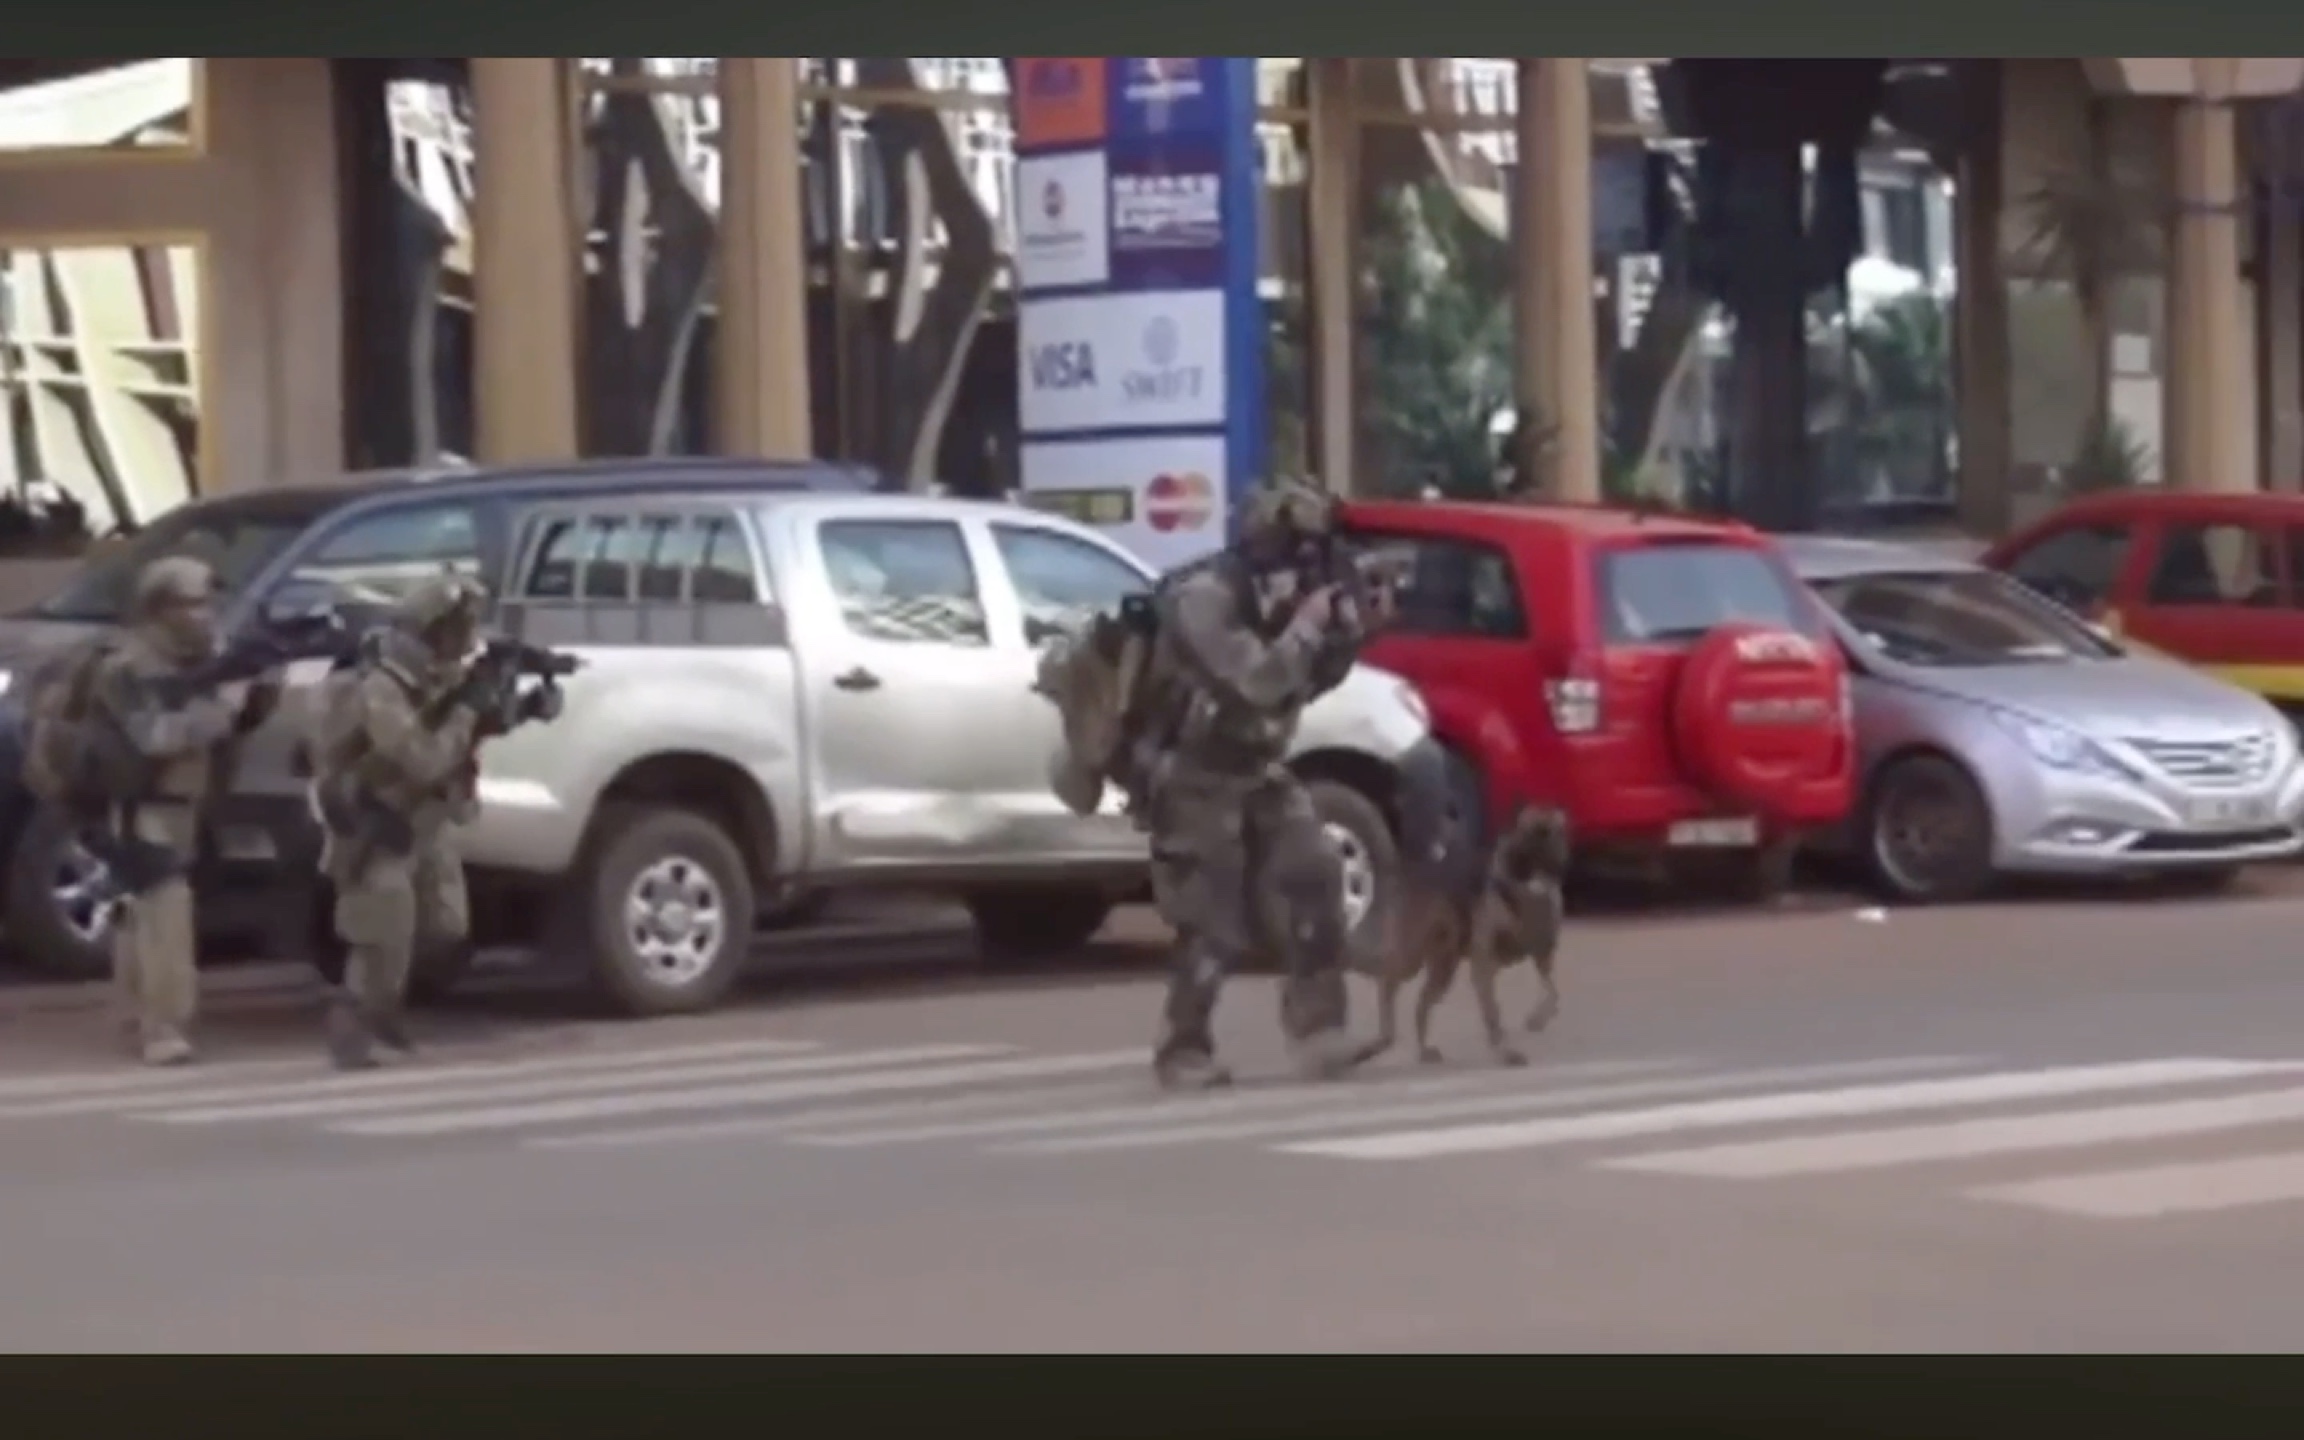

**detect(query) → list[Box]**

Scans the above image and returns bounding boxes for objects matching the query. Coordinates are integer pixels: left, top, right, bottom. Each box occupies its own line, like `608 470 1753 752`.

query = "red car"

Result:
1339 500 1858 897
1983 489 2304 723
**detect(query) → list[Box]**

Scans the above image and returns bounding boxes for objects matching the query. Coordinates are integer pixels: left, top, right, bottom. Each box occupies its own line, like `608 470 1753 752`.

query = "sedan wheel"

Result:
1866 754 1996 905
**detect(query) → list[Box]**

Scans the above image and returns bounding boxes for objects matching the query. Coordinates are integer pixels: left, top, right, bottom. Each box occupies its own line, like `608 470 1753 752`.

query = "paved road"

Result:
6 885 2304 1351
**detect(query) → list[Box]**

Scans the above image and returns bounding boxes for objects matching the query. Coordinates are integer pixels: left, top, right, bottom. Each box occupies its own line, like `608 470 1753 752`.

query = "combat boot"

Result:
326 1002 379 1072
140 1031 194 1067
1289 1027 1373 1083
370 1009 416 1056
1152 1047 1234 1092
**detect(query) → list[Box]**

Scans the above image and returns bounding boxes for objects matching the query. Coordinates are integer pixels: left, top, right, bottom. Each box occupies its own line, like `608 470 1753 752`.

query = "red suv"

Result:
1340 501 1857 897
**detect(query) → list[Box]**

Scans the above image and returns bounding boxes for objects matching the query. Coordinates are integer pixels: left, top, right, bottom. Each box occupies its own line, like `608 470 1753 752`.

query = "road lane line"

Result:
526 1075 1158 1151
330 1050 1147 1137
1002 1057 1974 1157
798 1059 1695 1150
0 1057 327 1103
145 1045 1004 1124
0 1036 831 1119
1971 1150 2304 1219
1604 1085 2304 1179
1274 1059 2304 1162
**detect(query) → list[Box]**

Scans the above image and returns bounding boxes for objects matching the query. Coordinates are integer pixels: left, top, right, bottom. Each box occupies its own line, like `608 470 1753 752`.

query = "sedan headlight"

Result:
1994 712 2140 783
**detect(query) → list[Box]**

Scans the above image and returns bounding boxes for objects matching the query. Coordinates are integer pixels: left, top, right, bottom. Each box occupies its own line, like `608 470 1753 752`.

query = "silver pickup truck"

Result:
0 461 1442 1015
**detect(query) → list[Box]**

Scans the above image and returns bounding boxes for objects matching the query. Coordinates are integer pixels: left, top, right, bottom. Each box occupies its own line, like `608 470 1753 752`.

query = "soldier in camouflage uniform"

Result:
310 574 489 1071
1138 481 1373 1090
85 557 279 1065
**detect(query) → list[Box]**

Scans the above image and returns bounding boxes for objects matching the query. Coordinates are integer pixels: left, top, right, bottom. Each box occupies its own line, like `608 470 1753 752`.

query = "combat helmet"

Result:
131 554 219 618
1236 477 1335 544
392 570 488 643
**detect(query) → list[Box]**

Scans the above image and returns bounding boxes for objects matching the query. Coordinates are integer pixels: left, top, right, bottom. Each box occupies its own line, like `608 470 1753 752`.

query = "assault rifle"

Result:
75 612 360 906
1302 533 1413 638
146 609 358 707
430 633 586 736
316 631 586 873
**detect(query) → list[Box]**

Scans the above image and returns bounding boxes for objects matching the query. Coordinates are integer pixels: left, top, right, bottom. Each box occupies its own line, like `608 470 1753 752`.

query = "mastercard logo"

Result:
1144 471 1214 533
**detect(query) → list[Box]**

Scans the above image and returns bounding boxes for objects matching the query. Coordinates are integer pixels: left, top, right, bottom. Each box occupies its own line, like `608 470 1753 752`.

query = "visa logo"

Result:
1028 342 1097 389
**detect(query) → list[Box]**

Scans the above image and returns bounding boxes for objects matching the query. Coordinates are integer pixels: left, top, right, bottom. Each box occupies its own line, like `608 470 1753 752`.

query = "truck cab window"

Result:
694 516 761 602
287 501 482 608
819 519 988 647
990 524 1148 636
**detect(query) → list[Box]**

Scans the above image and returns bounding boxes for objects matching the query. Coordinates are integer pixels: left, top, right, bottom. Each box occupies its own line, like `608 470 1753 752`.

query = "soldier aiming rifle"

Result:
307 574 581 1068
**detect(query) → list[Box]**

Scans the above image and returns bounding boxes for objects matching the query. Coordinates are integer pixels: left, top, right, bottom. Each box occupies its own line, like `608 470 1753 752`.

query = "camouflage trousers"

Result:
328 837 468 1022
109 802 200 1058
1146 766 1350 1064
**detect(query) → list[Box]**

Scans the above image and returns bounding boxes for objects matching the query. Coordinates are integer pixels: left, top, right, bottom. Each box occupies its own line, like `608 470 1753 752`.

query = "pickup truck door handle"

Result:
832 666 882 692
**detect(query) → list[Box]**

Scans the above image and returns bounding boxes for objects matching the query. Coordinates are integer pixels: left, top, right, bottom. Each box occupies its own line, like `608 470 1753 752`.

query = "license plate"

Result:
1668 817 1760 848
2185 795 2272 829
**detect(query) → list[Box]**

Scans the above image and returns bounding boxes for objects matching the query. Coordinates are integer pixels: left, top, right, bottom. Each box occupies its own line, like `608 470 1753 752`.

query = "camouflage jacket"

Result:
311 635 480 837
1141 558 1359 782
82 629 244 804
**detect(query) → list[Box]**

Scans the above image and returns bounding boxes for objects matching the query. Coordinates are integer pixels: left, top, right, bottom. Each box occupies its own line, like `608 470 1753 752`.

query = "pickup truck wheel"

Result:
5 807 117 980
581 804 754 1016
967 886 1113 963
1307 778 1400 972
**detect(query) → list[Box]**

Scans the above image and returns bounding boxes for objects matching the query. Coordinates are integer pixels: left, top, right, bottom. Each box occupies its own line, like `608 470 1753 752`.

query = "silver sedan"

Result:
1780 536 2304 903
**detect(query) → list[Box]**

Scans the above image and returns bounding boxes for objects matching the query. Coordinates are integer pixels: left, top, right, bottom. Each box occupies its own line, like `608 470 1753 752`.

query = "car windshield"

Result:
1813 568 2120 668
1597 541 1821 644
31 503 317 622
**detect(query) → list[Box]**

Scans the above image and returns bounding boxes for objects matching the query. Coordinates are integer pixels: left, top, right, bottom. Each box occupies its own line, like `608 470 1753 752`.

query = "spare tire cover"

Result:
1671 622 1847 817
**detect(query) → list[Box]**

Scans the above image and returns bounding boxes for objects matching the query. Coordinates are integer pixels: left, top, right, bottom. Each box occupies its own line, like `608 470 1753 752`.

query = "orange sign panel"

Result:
1014 58 1107 149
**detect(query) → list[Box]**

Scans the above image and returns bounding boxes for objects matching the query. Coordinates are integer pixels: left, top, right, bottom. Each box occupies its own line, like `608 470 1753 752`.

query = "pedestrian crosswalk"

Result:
14 1033 2304 1222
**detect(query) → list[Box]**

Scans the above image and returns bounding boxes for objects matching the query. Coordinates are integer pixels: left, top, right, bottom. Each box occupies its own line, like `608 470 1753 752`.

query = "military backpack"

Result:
20 634 140 816
1032 595 1164 818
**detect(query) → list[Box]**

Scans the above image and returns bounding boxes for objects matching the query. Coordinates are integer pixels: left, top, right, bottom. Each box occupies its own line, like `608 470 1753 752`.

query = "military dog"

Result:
1355 805 1570 1068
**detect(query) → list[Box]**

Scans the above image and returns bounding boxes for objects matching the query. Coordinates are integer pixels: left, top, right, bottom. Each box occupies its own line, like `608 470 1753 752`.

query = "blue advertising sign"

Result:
1011 56 1265 571
1108 57 1225 142
1107 139 1225 290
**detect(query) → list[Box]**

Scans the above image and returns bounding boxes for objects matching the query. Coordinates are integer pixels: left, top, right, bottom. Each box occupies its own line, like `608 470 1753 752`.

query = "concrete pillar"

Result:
2262 183 2304 489
1954 59 2014 533
716 57 813 460
470 57 582 463
2164 66 2249 491
1304 58 1358 494
1512 58 1600 502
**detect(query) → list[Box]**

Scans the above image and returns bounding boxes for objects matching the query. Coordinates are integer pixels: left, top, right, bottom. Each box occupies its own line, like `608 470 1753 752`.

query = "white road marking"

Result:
0 1056 326 1103
791 1058 1694 1151
1275 1059 2304 1162
147 1045 1005 1125
525 1075 1158 1152
1971 1150 2304 1220
329 1050 1147 1138
0 1036 830 1119
1001 1057 1973 1157
1605 1085 2304 1179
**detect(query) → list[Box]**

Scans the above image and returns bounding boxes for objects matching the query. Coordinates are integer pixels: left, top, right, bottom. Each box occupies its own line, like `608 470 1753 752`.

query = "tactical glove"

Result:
450 666 504 719
514 683 565 726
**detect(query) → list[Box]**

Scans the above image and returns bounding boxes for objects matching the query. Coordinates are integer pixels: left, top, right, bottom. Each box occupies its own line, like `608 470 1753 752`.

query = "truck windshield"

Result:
1598 542 1821 645
31 504 315 623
